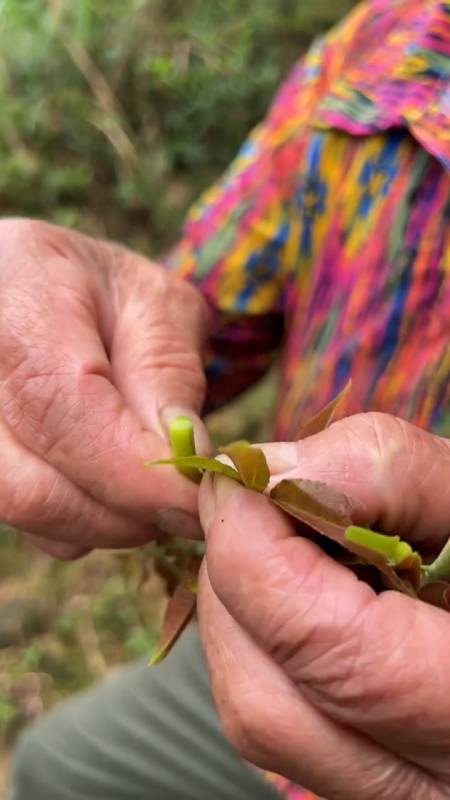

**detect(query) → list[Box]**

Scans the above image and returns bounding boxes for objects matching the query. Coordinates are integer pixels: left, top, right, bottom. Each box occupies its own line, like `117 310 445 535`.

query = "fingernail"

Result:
155 509 203 539
199 475 241 537
260 442 300 474
159 405 193 430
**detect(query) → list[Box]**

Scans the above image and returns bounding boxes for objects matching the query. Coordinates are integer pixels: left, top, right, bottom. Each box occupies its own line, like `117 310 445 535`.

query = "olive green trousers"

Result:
9 625 279 800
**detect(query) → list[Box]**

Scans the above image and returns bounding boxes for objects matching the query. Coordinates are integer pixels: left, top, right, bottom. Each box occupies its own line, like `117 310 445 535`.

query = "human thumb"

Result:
260 412 450 551
106 253 211 454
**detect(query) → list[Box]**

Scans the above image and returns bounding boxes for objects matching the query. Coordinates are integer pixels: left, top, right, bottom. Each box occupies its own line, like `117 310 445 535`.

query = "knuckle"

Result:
324 412 411 525
0 219 62 276
0 218 79 290
133 332 204 373
156 265 207 322
348 411 407 468
350 413 421 531
117 252 166 297
149 350 207 399
364 411 407 455
2 217 71 252
171 275 209 327
172 272 204 306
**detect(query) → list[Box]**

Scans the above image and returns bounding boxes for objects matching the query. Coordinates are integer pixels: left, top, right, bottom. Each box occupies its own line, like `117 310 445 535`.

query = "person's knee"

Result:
9 711 86 800
8 725 48 800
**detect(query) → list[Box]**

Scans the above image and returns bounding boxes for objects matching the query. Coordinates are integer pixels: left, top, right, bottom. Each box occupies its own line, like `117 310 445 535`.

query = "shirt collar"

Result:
313 1 450 169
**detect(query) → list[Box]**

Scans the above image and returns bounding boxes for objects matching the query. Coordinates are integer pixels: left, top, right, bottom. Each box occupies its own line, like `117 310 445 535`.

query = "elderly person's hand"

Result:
198 413 450 800
0 219 208 558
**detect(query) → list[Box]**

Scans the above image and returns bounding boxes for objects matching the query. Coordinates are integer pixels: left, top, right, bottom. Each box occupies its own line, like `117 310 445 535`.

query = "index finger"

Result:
200 476 450 778
198 566 425 800
260 412 450 550
0 256 198 524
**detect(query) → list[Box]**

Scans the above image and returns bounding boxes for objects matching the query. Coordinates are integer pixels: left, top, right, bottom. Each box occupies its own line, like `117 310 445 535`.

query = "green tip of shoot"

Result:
149 648 165 667
345 526 413 567
169 416 196 456
169 416 201 483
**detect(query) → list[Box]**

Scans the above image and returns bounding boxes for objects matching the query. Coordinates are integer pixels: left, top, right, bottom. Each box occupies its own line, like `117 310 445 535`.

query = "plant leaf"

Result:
345 526 422 592
270 479 418 596
418 581 450 610
270 478 359 526
145 456 241 482
296 381 352 440
151 539 204 595
220 441 270 492
150 585 197 666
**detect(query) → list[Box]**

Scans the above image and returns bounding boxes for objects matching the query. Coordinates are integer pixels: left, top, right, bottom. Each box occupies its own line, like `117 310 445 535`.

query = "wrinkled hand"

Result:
198 413 450 800
0 219 209 558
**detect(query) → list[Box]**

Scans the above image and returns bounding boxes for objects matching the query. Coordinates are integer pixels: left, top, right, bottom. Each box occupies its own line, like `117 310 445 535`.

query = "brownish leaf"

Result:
270 478 418 597
396 550 423 592
220 441 270 492
296 381 352 440
418 582 450 610
150 585 197 665
270 478 359 526
152 539 203 597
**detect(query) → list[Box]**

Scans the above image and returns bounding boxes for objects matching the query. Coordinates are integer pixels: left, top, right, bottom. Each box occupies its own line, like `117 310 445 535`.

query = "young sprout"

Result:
346 526 413 567
169 416 201 483
146 416 241 481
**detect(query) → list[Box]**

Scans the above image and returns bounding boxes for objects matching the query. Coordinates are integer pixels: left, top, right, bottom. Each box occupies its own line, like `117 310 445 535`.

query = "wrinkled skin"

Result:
0 218 209 558
198 414 450 800
3 218 450 798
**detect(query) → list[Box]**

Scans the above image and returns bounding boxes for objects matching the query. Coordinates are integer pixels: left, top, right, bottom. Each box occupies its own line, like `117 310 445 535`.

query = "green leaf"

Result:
220 441 270 492
296 380 352 440
145 456 242 482
150 585 197 666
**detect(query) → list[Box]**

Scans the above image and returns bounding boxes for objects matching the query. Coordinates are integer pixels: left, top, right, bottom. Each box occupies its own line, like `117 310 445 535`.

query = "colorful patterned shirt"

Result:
170 1 450 797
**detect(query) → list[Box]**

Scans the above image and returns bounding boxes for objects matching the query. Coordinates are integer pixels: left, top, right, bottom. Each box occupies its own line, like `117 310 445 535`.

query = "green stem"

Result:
345 526 413 566
169 416 201 483
421 538 450 585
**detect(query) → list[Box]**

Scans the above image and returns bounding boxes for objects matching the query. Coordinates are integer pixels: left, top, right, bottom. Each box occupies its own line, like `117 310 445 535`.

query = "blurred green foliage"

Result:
0 0 355 253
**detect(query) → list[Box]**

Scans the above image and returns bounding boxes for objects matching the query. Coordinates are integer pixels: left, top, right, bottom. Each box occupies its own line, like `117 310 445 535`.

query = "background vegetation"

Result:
0 0 356 789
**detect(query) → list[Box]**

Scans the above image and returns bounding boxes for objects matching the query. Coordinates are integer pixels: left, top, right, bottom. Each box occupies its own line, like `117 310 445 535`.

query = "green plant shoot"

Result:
168 416 201 483
145 394 450 666
345 526 413 567
146 416 242 483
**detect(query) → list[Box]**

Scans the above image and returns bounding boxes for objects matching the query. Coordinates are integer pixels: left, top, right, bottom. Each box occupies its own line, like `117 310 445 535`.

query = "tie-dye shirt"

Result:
170 1 450 797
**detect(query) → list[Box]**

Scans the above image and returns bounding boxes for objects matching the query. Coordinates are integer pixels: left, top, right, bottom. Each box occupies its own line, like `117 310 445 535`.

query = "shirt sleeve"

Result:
168 34 337 412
